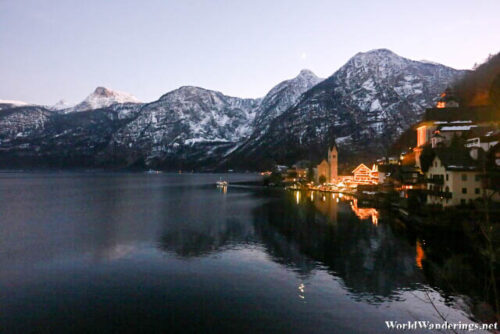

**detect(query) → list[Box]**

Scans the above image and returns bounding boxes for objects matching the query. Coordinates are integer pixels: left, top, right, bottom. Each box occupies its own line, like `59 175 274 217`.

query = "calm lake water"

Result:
0 173 484 333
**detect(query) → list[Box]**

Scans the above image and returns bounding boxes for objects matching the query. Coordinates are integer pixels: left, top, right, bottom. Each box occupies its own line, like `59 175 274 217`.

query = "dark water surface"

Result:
0 173 482 333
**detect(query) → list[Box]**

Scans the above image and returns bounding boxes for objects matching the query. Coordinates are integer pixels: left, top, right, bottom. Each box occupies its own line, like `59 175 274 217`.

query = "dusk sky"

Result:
1 0 499 105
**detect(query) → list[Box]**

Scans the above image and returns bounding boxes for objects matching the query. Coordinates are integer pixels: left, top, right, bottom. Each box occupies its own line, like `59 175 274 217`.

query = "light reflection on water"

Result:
0 173 480 333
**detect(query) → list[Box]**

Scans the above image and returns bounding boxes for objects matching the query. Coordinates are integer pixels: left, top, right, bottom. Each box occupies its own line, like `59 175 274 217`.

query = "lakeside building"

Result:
351 164 379 185
425 148 494 207
405 91 499 207
414 104 498 168
315 144 338 184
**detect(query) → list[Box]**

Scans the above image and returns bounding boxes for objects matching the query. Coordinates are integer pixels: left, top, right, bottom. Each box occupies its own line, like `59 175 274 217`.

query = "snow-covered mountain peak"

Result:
297 69 318 79
0 99 30 111
68 86 141 112
250 69 323 130
49 99 74 111
159 86 219 101
347 48 408 71
93 86 112 96
0 99 29 107
89 86 140 103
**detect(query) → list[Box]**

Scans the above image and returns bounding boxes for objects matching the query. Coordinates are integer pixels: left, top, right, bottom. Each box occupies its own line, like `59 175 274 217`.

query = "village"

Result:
263 90 500 217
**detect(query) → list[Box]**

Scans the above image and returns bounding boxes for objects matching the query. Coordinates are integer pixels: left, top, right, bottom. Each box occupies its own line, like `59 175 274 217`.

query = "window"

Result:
445 186 449 192
462 174 467 181
461 199 466 205
446 174 449 181
462 188 467 194
475 188 480 194
475 175 480 182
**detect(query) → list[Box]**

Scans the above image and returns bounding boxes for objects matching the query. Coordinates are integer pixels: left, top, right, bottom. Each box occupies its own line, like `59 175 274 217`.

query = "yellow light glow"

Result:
416 240 425 269
417 125 427 147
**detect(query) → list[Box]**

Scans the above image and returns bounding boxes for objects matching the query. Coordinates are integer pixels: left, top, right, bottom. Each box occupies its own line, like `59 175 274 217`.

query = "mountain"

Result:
0 99 29 110
99 70 322 169
0 49 467 170
253 69 322 130
68 86 141 113
0 102 144 168
49 99 74 111
100 86 261 169
0 106 52 143
0 74 316 169
225 49 466 169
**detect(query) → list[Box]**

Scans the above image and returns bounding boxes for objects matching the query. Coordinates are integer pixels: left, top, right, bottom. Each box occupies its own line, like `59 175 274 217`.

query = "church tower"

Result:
327 144 338 183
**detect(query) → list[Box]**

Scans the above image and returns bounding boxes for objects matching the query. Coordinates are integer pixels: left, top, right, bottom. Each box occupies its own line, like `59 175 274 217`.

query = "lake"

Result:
0 173 485 333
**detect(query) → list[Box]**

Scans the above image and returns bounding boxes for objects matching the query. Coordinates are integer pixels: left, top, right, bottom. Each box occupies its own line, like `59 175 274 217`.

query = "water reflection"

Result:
153 187 426 301
0 173 482 332
158 184 258 257
415 240 426 270
251 190 425 301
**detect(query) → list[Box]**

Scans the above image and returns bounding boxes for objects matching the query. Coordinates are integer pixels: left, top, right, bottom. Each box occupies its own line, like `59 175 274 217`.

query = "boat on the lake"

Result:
216 178 228 187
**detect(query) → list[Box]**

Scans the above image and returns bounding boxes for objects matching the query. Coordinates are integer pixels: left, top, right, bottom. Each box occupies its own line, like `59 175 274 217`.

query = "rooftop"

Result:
434 147 479 171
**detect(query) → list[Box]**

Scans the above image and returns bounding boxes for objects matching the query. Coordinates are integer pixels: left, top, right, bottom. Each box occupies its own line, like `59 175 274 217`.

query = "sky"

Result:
0 0 499 105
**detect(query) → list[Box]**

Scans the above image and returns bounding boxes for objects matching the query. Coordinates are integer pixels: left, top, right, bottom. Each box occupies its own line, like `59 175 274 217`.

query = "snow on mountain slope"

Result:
0 49 468 170
49 99 75 111
0 99 29 110
226 49 466 168
101 69 324 168
0 106 52 141
253 69 322 130
102 86 261 168
68 86 141 112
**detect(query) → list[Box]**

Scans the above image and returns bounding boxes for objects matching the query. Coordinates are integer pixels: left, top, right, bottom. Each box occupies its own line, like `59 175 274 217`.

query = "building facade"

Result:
426 155 484 207
316 145 338 184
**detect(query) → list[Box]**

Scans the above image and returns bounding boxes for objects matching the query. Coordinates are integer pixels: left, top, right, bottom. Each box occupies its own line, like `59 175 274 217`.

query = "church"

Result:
316 144 338 184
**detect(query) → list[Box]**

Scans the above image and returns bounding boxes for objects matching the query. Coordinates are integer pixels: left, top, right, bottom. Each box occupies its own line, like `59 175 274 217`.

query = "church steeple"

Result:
327 143 338 182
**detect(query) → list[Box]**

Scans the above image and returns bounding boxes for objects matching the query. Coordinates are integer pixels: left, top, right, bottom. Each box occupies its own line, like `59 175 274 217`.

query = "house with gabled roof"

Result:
425 147 499 207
